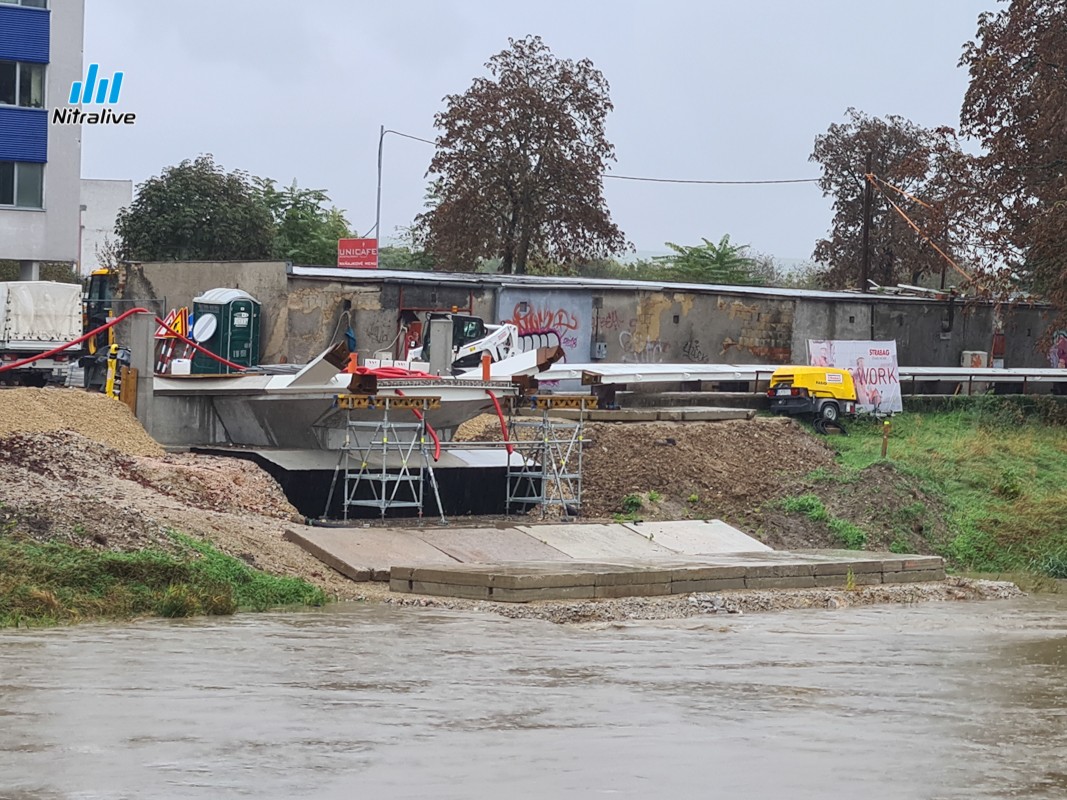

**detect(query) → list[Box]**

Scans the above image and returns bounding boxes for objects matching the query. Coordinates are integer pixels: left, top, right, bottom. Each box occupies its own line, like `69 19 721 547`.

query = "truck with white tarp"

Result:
0 281 81 386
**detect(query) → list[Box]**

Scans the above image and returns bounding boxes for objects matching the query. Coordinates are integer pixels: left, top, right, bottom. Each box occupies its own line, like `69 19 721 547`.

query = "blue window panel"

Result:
0 5 50 64
0 106 47 162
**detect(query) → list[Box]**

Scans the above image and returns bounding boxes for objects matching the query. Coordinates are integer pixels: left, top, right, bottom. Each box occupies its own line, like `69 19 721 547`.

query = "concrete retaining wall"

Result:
118 263 1054 370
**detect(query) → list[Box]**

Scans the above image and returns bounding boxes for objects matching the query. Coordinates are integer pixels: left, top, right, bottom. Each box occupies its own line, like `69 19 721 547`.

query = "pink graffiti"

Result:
507 303 579 336
1051 331 1067 369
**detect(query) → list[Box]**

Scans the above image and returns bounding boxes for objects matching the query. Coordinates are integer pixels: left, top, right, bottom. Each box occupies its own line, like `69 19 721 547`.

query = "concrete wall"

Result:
128 312 226 447
1002 305 1056 367
79 178 132 275
285 277 387 364
497 287 593 362
121 261 289 362
120 264 1058 370
563 290 796 365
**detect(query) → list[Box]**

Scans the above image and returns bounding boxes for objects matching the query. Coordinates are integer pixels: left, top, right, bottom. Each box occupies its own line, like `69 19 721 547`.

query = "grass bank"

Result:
828 398 1067 577
0 531 327 628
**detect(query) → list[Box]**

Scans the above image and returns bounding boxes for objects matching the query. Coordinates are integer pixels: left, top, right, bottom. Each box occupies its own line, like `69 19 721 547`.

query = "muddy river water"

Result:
1 595 1065 799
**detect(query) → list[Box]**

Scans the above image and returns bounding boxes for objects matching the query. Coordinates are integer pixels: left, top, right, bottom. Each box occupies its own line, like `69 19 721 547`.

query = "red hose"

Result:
485 389 514 455
0 306 151 373
152 316 248 372
349 365 441 380
0 307 250 375
393 388 441 461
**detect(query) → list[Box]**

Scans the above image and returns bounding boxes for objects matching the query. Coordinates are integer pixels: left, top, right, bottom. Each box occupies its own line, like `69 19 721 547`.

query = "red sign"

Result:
154 307 189 339
338 237 379 269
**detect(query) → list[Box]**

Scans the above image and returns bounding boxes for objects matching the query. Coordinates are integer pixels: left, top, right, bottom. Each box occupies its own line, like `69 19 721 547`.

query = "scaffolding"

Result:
323 395 446 523
504 395 594 520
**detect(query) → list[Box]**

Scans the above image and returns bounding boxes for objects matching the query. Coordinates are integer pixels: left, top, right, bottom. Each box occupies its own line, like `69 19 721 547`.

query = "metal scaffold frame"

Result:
504 395 593 520
323 395 446 523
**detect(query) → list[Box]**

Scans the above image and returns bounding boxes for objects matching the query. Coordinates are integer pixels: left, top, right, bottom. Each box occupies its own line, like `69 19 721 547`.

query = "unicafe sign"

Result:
51 63 135 125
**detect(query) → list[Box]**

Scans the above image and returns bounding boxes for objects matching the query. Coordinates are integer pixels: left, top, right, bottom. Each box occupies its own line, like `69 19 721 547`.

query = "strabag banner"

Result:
807 340 903 414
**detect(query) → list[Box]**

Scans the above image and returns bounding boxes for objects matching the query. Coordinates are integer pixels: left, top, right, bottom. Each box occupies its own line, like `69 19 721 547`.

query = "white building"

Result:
79 177 131 274
0 0 84 278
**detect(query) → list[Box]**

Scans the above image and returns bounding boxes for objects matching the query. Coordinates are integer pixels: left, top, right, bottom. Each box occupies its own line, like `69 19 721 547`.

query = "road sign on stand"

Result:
154 307 190 373
154 307 189 339
154 309 179 339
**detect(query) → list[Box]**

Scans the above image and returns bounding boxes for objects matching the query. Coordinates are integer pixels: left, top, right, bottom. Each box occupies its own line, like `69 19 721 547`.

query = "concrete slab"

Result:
411 581 491 600
517 523 676 560
656 408 755 422
411 527 570 564
490 585 597 602
622 520 773 554
284 527 458 582
385 550 947 602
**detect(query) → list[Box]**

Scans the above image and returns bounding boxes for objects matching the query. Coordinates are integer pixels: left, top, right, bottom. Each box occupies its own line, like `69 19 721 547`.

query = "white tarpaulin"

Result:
808 339 903 414
0 282 82 346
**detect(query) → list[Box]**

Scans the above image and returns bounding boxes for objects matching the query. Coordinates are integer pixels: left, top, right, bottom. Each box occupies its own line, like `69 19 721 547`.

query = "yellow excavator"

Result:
81 267 129 392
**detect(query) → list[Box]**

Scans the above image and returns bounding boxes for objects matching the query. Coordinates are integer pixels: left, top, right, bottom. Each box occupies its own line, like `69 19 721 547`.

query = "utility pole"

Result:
860 153 873 293
939 219 949 292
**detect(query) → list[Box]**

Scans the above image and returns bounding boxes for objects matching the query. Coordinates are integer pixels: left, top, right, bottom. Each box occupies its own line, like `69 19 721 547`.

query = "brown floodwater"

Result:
1 595 1065 799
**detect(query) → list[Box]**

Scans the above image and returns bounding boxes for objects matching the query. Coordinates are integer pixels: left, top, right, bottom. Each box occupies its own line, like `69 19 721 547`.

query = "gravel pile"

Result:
0 387 163 456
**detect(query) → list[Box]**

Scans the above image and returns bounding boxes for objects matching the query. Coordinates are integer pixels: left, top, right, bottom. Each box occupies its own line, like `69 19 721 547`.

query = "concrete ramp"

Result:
516 523 675 560
411 527 571 564
283 527 458 582
622 520 772 554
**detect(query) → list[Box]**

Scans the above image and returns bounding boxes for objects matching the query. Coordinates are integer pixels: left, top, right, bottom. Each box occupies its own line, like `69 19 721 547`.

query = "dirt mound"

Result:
0 387 162 456
457 414 837 525
760 461 951 554
0 430 358 599
579 417 836 519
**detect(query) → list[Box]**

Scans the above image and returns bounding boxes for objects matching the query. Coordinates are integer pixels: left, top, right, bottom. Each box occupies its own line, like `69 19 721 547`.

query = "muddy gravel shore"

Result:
335 576 1024 624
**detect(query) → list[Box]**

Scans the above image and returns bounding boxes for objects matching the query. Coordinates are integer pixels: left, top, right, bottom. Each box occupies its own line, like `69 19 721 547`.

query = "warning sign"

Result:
154 307 189 339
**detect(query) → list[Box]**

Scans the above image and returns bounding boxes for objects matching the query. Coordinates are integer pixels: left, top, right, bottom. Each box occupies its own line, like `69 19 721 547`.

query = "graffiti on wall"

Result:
506 302 580 350
619 319 670 363
601 309 624 332
682 338 709 362
619 331 670 362
1051 331 1067 369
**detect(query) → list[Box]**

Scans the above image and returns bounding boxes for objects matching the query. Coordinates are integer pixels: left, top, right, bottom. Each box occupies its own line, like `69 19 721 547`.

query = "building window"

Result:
0 0 48 7
0 162 44 208
0 61 45 108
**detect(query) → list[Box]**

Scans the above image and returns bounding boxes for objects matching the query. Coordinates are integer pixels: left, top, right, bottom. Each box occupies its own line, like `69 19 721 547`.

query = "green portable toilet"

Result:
190 288 261 374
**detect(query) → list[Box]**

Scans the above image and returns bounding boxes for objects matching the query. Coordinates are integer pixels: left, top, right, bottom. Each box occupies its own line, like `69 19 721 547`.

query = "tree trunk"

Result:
515 228 532 275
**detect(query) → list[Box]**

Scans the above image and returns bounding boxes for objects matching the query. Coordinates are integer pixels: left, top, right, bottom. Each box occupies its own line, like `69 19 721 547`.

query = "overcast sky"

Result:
82 0 999 261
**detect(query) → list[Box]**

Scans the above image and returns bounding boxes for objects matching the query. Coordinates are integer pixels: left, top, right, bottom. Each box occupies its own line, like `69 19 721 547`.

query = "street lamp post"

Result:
372 126 436 241
374 124 384 239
